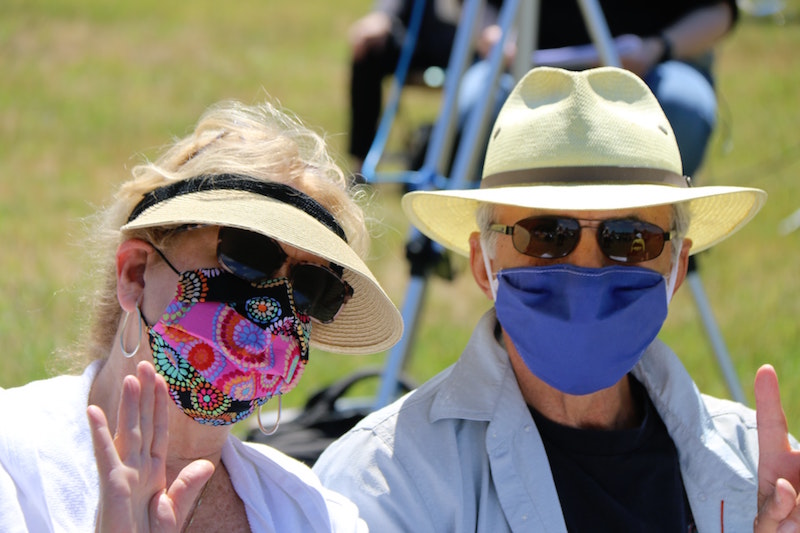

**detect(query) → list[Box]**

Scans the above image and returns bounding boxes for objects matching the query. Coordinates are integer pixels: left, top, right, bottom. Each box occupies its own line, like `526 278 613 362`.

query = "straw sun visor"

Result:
122 188 403 355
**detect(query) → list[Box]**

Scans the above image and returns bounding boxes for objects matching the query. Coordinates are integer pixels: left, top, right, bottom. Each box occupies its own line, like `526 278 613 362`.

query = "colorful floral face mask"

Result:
148 268 310 425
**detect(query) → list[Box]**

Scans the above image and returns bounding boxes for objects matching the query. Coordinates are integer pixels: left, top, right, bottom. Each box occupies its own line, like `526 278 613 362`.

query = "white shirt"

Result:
0 361 365 533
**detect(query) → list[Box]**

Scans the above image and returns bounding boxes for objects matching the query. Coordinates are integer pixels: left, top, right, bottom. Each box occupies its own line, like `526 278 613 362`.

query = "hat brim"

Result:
122 189 403 355
402 184 767 256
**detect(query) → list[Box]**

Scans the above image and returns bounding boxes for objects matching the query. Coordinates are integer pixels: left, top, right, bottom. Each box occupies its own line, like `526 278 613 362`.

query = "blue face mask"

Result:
494 264 669 395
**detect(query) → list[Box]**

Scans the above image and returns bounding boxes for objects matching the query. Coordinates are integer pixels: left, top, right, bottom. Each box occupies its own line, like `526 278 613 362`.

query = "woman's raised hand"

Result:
88 361 215 532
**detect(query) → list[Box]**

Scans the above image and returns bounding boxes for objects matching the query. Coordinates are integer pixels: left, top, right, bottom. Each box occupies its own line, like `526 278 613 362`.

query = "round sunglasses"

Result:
216 227 354 323
489 216 674 264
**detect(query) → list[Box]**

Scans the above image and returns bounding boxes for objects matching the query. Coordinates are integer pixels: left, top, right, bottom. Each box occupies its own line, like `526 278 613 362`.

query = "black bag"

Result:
246 368 415 466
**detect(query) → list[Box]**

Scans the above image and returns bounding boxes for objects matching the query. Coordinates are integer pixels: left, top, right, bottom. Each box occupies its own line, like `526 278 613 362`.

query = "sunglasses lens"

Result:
514 217 581 258
217 227 352 322
217 227 285 282
599 220 666 263
291 264 352 323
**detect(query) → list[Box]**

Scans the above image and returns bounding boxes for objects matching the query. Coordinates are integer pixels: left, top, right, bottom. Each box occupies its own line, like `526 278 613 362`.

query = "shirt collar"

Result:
430 309 526 423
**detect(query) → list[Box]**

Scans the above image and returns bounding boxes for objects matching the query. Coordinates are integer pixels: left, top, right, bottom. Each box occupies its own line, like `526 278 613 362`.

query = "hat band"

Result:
127 174 347 242
481 167 690 189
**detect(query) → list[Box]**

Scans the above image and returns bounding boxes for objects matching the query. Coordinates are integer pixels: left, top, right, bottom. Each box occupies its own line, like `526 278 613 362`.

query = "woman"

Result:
0 100 403 531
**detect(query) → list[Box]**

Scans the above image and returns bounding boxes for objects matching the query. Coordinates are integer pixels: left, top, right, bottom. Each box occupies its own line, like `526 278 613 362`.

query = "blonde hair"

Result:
75 99 366 367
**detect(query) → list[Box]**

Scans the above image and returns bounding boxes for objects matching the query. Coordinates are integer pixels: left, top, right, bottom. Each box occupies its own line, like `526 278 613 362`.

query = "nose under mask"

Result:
147 268 311 425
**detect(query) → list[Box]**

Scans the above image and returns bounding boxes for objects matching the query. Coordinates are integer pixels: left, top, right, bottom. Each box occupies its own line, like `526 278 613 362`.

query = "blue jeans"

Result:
457 59 717 178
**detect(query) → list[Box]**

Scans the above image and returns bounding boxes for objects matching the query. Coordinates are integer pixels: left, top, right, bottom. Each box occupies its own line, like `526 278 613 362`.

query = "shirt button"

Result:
698 493 707 502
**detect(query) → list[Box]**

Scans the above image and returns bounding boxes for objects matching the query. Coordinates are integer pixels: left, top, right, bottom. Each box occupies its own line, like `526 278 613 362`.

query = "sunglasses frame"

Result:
489 215 674 264
216 227 354 323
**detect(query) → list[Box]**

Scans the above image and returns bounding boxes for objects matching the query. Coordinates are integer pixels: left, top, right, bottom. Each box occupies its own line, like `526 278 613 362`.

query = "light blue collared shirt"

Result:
315 309 766 532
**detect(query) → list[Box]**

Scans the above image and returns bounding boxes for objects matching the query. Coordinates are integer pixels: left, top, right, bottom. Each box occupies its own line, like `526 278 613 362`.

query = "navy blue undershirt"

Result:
530 377 696 532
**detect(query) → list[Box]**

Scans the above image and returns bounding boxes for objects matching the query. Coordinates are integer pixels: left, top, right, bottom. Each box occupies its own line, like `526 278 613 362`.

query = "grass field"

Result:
2 1 799 431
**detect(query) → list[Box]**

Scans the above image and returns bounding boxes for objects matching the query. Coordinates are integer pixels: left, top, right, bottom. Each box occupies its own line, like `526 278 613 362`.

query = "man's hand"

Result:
616 35 662 77
754 364 800 532
475 25 516 65
348 12 393 62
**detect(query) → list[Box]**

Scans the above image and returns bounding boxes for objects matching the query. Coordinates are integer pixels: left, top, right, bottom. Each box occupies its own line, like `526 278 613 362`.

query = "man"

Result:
314 66 800 531
458 0 736 180
347 0 459 173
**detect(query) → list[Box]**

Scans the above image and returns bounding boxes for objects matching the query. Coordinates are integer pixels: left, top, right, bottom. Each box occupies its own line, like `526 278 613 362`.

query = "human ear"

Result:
115 239 153 313
469 232 494 300
670 238 693 296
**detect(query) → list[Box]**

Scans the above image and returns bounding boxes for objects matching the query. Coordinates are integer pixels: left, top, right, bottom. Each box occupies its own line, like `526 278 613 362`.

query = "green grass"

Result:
2 1 799 433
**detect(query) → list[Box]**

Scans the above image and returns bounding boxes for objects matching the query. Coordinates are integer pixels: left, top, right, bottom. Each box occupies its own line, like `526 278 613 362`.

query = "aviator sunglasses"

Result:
217 227 354 323
489 216 674 264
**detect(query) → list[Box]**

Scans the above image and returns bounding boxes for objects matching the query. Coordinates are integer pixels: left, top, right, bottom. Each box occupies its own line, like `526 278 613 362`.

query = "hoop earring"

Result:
119 305 143 359
257 396 281 436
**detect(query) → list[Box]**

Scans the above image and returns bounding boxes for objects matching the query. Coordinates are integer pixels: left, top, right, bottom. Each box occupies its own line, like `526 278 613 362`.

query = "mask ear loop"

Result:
481 246 499 301
257 396 281 436
119 304 143 358
664 240 684 302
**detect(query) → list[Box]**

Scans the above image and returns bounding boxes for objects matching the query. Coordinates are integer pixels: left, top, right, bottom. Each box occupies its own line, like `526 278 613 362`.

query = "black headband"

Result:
126 174 347 242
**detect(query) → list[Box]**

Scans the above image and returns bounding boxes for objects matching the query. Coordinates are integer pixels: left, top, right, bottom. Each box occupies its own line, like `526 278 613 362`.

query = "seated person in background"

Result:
348 0 460 174
0 99 403 531
315 66 800 532
457 0 737 179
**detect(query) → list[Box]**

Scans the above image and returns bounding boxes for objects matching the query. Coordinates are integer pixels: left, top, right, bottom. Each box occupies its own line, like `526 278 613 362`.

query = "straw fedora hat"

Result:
122 174 403 355
402 66 766 257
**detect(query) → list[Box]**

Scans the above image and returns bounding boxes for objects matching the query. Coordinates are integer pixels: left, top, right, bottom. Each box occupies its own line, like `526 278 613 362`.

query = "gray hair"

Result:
477 201 691 264
476 202 500 259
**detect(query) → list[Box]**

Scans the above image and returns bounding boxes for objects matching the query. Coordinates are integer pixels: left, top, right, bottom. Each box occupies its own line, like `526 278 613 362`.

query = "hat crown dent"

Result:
484 67 683 180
